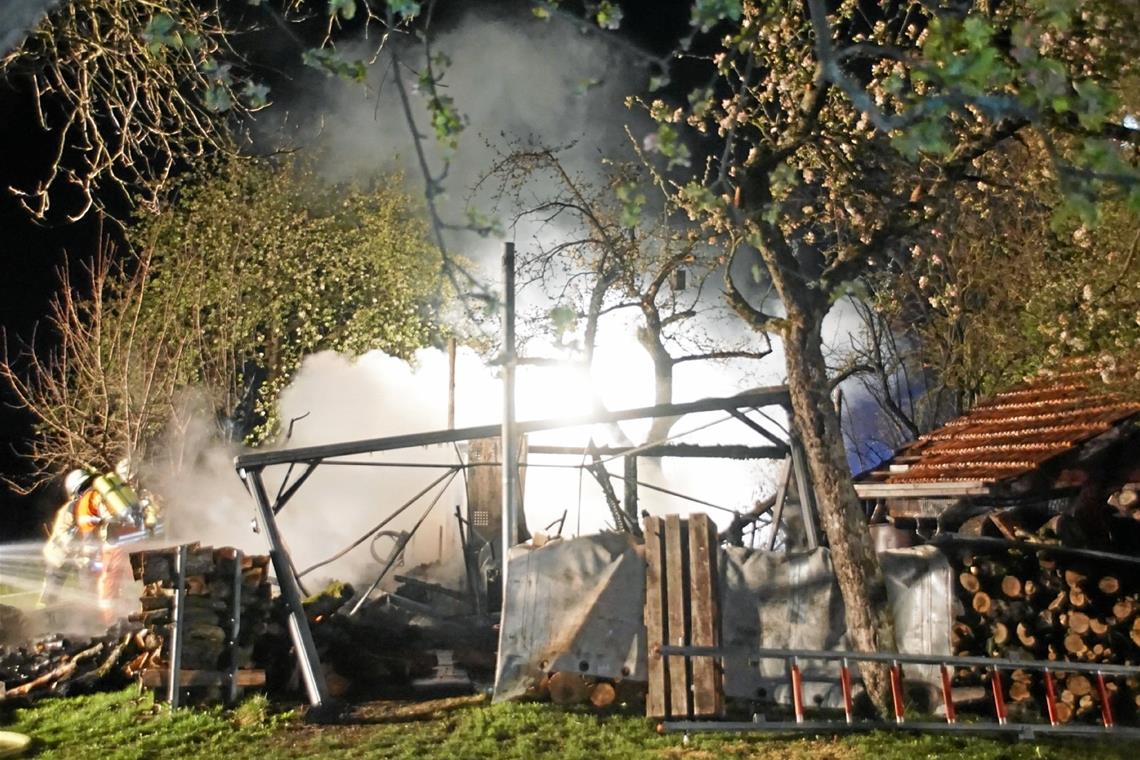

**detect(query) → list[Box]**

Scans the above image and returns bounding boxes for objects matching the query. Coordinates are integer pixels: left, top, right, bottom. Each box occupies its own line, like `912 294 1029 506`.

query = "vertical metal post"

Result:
167 544 188 708
501 242 519 559
1096 671 1115 728
788 435 820 550
624 456 639 531
226 549 244 706
241 468 329 707
789 657 805 723
889 661 905 723
1044 668 1059 725
990 668 1008 725
939 663 957 724
447 336 457 430
840 658 854 724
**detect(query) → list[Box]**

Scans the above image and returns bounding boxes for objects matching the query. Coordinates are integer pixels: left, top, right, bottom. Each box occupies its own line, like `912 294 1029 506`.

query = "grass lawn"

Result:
3 688 1139 759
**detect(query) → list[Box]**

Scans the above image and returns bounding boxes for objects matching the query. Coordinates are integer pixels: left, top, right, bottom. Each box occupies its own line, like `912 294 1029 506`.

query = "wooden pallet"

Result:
644 513 724 720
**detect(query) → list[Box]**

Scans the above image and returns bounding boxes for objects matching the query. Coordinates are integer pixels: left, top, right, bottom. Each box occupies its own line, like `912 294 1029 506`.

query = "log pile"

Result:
127 545 270 702
950 544 1140 724
0 628 139 702
1109 483 1140 521
524 671 637 709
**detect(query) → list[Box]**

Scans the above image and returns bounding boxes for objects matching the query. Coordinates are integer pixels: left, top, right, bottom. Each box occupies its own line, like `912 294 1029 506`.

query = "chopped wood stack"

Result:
950 545 1140 724
1109 483 1140 521
128 545 270 703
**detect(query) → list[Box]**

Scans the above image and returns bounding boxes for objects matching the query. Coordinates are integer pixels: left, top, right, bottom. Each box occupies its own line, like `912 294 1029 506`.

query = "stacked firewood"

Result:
950 545 1140 723
127 545 271 700
1110 483 1140 521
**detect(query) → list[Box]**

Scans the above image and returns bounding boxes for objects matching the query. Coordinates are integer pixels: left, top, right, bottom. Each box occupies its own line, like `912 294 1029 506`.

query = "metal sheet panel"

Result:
720 545 952 705
493 533 646 702
493 534 952 707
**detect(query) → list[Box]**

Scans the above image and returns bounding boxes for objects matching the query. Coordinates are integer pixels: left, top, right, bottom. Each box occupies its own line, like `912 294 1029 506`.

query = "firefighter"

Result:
38 467 100 609
39 464 145 622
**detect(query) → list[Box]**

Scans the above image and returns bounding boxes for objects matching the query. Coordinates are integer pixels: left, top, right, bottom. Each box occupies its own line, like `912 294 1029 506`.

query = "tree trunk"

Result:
745 225 898 713
637 323 677 445
781 304 898 712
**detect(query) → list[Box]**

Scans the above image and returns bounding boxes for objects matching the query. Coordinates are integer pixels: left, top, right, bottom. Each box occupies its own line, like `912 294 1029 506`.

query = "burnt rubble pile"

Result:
262 577 496 700
0 624 139 703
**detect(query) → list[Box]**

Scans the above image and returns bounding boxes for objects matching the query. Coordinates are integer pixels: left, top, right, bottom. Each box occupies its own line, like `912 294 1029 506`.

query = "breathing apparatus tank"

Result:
92 471 141 520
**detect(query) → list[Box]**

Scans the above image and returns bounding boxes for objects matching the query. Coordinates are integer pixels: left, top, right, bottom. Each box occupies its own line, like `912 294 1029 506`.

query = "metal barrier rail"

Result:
659 644 1140 739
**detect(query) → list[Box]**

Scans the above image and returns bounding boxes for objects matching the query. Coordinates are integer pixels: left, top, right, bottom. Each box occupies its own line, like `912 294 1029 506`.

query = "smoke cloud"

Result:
153 344 790 589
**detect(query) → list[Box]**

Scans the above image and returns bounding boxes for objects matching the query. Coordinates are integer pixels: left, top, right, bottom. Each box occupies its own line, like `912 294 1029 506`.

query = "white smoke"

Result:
152 343 790 588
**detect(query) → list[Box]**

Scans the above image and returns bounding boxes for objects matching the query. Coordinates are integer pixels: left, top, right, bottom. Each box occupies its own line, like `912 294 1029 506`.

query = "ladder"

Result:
657 644 1140 739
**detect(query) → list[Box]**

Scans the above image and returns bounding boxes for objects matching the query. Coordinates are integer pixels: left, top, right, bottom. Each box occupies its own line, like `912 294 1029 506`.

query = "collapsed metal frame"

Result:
233 386 809 708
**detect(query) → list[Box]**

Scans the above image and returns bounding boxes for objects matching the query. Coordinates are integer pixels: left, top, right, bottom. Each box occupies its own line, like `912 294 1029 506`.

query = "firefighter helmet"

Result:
64 468 94 497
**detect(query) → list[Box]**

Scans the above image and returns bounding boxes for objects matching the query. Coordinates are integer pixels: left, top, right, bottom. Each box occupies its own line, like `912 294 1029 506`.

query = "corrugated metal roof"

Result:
870 361 1140 486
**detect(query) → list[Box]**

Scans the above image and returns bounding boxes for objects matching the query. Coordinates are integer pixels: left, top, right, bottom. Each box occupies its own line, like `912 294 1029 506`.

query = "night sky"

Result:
0 0 693 540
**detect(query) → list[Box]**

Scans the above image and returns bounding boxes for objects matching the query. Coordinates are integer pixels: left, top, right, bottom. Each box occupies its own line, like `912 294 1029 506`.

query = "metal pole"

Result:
447 336 457 430
167 544 187 708
240 467 329 708
501 242 519 558
226 549 243 706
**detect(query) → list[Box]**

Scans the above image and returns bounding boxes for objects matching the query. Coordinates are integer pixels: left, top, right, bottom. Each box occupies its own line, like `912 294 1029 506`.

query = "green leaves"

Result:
302 48 367 82
142 14 180 53
328 0 356 21
645 124 690 170
417 54 466 151
595 1 623 30
574 78 603 96
129 157 443 443
465 207 503 238
615 181 646 228
547 305 579 340
241 81 271 110
891 120 950 160
388 0 422 21
691 0 742 32
203 86 232 113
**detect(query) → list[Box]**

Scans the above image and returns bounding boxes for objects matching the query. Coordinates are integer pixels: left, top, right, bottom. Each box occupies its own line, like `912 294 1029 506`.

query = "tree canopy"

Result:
2 156 444 486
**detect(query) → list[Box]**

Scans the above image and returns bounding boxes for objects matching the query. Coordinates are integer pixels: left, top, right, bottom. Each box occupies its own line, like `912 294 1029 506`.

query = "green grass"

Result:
3 689 1140 759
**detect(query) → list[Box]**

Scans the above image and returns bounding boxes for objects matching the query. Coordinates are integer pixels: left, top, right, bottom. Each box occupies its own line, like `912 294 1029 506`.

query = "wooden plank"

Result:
643 517 667 719
767 457 793 551
789 437 820 550
687 513 723 717
465 438 502 545
664 514 690 718
142 669 266 688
